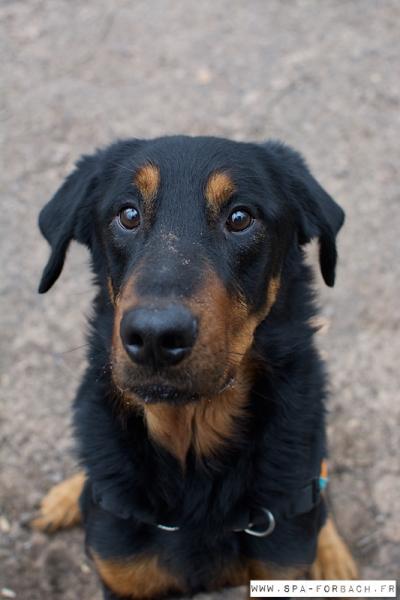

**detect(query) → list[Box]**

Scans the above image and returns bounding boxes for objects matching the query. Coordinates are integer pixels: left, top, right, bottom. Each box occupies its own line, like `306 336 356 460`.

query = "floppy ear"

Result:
38 153 101 293
267 142 345 287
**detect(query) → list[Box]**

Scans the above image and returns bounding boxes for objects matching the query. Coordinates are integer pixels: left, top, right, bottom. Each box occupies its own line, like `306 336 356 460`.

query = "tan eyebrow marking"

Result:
205 171 236 216
133 164 160 205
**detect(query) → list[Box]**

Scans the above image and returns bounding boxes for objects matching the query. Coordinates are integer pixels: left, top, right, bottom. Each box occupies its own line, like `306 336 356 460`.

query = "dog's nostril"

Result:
128 333 144 348
160 332 186 351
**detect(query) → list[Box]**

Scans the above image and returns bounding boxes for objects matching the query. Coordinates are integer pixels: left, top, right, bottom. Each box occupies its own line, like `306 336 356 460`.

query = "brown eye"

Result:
226 208 253 232
118 206 141 230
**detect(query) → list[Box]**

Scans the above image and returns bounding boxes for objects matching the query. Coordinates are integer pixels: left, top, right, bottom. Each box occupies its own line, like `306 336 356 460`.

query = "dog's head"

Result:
39 136 344 404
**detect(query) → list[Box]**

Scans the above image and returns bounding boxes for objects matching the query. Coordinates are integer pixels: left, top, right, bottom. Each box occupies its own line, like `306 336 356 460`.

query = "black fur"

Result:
39 136 344 597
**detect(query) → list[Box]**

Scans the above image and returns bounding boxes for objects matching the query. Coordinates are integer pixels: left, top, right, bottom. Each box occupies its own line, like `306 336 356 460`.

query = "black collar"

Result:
93 476 322 539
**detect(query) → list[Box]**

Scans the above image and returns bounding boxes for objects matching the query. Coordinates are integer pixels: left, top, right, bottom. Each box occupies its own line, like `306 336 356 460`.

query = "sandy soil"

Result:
1 1 399 598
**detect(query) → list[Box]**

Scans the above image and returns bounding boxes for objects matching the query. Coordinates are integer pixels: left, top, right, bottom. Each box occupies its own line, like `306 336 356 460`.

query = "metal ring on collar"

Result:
156 522 180 532
244 508 275 538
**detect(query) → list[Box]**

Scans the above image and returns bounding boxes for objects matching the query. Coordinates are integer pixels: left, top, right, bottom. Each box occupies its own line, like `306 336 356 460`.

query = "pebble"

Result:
1 589 16 599
0 517 11 533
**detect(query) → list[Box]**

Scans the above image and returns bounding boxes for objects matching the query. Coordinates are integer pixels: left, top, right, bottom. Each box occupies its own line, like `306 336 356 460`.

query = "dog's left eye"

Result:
226 209 253 232
118 206 141 230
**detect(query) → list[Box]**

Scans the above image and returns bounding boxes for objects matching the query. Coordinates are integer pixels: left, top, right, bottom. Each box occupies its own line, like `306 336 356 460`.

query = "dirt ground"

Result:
1 1 399 598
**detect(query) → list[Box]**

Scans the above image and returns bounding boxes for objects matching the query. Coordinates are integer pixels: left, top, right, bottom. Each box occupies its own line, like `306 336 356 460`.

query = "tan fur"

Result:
145 361 252 464
93 553 184 599
310 517 358 579
214 559 301 591
144 402 196 464
134 164 160 219
107 276 116 305
205 171 236 216
111 272 140 402
266 276 280 313
31 472 84 532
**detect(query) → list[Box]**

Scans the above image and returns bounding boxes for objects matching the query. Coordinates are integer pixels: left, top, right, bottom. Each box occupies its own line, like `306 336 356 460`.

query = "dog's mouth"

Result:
129 372 236 405
131 384 199 404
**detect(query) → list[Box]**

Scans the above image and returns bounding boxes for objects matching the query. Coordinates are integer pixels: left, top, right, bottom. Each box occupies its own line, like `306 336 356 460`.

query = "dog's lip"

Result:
131 384 199 404
130 373 236 405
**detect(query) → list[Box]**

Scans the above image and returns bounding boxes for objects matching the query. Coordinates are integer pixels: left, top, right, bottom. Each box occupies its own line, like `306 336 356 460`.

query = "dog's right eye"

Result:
226 208 254 233
118 206 141 230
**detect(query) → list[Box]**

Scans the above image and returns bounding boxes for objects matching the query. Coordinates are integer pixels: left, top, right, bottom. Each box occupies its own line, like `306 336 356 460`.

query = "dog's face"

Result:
39 136 344 404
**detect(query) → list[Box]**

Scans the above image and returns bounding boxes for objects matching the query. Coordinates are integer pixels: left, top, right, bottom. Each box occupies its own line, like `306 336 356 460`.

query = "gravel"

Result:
1 1 399 597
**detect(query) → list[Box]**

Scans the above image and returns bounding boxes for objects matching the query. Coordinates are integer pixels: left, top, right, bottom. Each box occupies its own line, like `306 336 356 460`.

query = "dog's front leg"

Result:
310 516 358 579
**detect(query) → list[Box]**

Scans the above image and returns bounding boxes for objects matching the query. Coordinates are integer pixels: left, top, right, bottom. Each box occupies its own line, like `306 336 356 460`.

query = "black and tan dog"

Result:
33 136 357 599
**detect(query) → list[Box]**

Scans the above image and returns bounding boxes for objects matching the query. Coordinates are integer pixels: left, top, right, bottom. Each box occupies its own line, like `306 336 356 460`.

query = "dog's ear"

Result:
38 153 101 293
266 142 345 287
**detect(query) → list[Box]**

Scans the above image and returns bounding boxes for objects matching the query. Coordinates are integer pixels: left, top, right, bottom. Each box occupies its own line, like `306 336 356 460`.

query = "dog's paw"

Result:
310 517 359 580
31 472 85 532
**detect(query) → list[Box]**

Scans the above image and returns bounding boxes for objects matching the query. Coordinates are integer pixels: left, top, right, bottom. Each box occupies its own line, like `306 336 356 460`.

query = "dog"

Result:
33 136 358 599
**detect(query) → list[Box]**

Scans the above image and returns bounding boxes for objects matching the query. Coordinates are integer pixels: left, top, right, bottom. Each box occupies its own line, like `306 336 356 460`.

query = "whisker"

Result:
61 343 90 354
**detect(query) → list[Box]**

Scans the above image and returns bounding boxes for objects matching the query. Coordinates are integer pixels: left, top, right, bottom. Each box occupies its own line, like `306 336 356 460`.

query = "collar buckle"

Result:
156 522 180 532
244 508 276 538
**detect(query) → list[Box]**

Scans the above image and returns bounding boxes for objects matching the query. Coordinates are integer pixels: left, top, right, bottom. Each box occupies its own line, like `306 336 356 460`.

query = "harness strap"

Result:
234 476 321 537
93 462 328 539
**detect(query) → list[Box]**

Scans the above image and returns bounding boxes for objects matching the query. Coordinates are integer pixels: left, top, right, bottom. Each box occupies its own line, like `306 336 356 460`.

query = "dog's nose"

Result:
120 305 197 368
